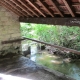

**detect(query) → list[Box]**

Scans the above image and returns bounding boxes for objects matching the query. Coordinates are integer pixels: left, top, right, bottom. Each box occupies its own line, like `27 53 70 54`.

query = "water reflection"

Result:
29 45 80 80
30 46 37 61
22 43 80 80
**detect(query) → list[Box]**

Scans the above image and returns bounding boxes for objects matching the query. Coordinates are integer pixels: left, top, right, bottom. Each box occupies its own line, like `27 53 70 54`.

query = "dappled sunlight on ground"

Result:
51 60 63 64
46 54 60 59
0 74 32 80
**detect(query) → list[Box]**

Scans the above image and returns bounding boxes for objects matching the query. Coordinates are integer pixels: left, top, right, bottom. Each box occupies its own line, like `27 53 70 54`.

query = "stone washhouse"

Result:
0 0 80 80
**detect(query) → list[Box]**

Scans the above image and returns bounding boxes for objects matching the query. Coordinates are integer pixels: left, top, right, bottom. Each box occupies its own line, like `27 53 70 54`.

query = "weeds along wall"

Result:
0 6 21 57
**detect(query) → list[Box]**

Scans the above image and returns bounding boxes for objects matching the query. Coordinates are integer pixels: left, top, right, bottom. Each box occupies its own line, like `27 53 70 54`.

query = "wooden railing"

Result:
1 37 80 55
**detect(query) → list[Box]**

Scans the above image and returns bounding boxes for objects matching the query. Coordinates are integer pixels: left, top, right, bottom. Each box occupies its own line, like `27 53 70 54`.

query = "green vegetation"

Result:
20 23 80 51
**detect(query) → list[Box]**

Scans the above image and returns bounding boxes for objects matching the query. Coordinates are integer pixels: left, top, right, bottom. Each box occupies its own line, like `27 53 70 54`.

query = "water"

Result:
22 43 80 80
34 54 80 80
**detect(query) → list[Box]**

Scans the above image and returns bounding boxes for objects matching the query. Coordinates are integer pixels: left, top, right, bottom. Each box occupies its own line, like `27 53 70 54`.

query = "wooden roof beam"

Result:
62 0 75 17
17 0 39 17
11 0 33 17
4 0 27 17
50 0 64 17
19 17 80 27
26 0 46 17
38 0 54 17
0 1 21 16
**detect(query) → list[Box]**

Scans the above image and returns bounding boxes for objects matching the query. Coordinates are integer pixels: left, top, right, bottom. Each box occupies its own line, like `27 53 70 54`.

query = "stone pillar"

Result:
0 6 21 58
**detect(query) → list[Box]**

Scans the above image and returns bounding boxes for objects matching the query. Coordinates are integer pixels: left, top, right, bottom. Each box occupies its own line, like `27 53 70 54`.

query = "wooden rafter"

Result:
17 0 39 17
0 1 21 16
26 0 46 17
38 0 54 17
11 0 33 17
50 0 64 17
62 0 75 17
4 0 27 17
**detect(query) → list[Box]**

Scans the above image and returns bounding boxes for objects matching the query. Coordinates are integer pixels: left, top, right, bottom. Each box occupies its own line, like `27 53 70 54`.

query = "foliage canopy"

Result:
20 23 80 51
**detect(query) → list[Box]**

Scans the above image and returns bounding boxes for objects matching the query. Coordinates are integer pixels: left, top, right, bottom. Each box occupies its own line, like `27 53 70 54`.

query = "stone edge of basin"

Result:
37 63 76 80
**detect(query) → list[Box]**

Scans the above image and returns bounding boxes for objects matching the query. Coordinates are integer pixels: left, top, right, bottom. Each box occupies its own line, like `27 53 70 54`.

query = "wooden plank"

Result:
19 17 80 26
1 38 80 55
38 0 54 17
50 0 64 17
11 0 33 17
18 0 39 17
26 0 46 17
62 0 75 17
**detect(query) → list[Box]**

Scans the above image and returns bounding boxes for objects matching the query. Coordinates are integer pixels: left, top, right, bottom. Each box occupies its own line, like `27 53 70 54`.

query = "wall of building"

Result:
0 6 21 58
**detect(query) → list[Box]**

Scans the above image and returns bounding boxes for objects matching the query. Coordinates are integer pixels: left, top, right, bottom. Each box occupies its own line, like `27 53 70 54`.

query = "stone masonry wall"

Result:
0 6 21 58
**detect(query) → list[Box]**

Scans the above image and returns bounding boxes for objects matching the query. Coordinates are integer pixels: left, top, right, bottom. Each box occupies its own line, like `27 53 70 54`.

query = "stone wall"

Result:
0 6 21 58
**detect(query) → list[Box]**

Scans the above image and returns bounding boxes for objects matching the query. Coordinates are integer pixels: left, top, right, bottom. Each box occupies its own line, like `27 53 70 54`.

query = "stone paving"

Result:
0 56 75 80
